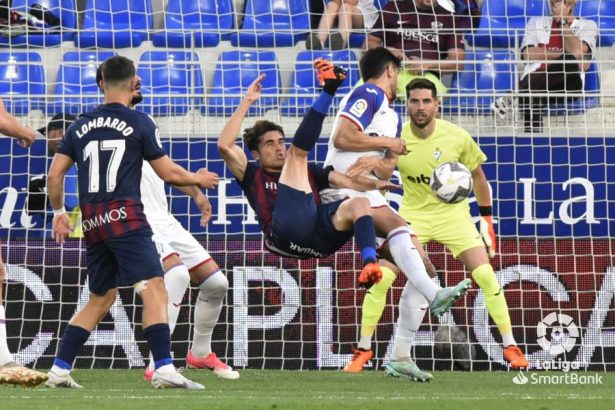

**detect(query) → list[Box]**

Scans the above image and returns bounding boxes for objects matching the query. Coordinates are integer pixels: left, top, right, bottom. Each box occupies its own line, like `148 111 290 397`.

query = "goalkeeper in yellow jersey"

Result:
344 78 528 374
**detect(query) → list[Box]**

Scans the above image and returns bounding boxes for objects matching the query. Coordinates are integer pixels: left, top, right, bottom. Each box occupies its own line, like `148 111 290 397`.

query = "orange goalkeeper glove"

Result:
479 206 496 258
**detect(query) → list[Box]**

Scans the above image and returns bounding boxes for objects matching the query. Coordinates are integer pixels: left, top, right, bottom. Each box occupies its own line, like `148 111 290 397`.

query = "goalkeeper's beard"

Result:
411 112 434 129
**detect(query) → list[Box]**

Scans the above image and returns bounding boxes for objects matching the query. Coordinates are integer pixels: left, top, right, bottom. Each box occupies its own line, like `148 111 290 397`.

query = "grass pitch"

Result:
1 369 613 409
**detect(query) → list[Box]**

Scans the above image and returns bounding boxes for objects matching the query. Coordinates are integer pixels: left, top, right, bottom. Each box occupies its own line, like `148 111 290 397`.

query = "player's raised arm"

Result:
217 74 265 181
47 152 75 244
149 155 218 189
0 97 38 147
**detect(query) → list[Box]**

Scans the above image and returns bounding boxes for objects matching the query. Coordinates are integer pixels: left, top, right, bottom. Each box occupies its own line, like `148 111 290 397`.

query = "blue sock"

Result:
291 108 327 152
355 215 377 265
54 324 90 370
143 323 173 369
312 91 334 115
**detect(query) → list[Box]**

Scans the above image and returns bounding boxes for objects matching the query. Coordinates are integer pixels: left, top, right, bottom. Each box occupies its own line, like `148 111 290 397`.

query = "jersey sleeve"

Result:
577 19 598 59
140 114 166 161
56 123 77 160
308 164 333 190
459 131 487 172
237 162 259 191
340 86 383 131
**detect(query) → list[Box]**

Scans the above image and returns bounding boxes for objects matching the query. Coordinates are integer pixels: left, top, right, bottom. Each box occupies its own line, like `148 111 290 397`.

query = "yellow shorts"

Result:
407 211 484 258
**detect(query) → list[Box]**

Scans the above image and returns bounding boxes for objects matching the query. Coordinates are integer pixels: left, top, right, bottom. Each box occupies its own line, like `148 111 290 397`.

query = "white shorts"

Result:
320 188 390 208
151 219 213 271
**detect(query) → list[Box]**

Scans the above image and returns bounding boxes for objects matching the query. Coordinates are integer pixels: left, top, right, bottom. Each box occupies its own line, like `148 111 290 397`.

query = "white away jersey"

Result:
324 83 401 176
141 160 173 225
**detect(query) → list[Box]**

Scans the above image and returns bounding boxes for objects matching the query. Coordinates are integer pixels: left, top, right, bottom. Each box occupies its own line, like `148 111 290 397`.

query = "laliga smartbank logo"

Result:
512 313 603 385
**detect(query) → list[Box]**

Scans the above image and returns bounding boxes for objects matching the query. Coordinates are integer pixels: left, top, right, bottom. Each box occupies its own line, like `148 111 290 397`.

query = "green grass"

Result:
1 369 614 409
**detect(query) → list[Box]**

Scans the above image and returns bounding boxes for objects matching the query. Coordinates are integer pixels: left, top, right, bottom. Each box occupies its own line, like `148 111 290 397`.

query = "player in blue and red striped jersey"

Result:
218 61 399 285
45 56 213 390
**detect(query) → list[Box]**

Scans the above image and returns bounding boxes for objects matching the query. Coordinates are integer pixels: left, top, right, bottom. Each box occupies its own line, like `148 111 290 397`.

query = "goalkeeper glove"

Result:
479 206 496 258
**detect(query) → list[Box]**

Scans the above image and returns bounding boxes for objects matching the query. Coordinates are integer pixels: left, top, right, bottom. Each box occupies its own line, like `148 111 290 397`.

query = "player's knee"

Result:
348 197 371 217
165 263 190 284
198 271 228 301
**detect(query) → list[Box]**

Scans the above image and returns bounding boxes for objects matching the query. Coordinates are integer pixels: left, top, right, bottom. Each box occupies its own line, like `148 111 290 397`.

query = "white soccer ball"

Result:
430 161 473 204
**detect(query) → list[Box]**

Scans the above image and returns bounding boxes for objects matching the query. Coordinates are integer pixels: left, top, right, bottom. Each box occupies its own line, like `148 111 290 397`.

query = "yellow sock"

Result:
471 264 515 345
358 267 396 349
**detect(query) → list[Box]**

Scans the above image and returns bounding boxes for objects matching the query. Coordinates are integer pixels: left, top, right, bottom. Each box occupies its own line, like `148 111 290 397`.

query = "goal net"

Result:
0 0 614 372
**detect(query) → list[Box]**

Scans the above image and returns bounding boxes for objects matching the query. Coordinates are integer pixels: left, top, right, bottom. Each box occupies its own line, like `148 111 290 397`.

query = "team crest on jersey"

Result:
433 148 442 161
349 99 368 117
431 21 444 31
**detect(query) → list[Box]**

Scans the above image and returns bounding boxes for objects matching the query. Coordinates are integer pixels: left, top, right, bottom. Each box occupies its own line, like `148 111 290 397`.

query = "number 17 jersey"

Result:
57 103 166 243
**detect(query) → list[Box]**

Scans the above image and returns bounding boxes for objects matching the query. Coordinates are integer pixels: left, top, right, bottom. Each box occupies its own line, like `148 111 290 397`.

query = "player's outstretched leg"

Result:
187 270 239 380
428 279 472 317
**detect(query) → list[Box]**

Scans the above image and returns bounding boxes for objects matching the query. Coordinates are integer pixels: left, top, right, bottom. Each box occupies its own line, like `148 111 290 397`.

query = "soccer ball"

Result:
430 161 473 204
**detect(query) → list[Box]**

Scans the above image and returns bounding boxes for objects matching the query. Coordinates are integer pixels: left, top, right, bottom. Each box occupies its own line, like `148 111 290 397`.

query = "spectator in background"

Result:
437 0 482 32
368 0 465 98
307 0 380 50
27 113 82 237
492 0 597 132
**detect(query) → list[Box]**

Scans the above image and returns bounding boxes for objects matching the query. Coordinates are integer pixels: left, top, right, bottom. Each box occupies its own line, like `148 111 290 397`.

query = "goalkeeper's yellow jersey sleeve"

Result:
398 119 487 222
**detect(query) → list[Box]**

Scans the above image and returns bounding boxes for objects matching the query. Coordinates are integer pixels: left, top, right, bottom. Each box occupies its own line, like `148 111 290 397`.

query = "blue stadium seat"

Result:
547 62 601 115
0 52 45 114
152 0 234 48
76 0 153 48
48 51 116 115
205 51 280 116
230 0 310 47
443 50 516 114
137 51 204 116
467 0 547 48
0 0 77 48
576 0 615 47
281 50 360 116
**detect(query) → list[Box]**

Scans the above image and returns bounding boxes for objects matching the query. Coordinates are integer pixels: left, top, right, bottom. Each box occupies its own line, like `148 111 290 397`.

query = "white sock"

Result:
387 226 439 302
391 282 429 361
0 305 13 366
164 264 190 335
502 332 517 347
50 365 70 376
191 271 228 357
147 264 190 371
358 335 372 350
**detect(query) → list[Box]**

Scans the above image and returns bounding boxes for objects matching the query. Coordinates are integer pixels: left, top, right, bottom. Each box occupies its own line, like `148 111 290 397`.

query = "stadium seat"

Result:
576 0 615 47
230 0 310 47
467 0 547 48
75 0 153 48
205 51 280 116
0 52 45 114
136 51 204 116
152 0 234 48
0 0 77 48
443 50 516 115
281 50 360 116
547 62 601 115
48 51 116 115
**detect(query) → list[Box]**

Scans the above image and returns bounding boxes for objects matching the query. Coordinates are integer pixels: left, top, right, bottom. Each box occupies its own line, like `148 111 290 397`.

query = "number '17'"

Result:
83 140 126 193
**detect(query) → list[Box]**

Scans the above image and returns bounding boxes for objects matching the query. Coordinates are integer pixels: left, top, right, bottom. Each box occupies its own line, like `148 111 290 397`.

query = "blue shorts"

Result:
86 228 165 295
269 184 353 259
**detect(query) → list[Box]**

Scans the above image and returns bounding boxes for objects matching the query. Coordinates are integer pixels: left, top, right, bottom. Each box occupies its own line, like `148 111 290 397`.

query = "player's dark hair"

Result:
406 78 438 99
243 120 285 152
360 47 401 82
96 63 143 105
100 56 135 86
